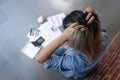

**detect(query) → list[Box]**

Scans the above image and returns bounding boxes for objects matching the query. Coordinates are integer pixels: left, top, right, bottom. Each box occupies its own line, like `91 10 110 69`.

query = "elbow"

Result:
34 56 44 64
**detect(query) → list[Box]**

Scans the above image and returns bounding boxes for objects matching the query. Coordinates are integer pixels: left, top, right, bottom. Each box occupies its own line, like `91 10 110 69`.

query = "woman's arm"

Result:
35 23 77 64
35 35 66 64
34 7 95 64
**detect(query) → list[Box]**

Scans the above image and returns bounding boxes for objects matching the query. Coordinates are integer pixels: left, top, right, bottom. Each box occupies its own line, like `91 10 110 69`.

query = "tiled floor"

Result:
0 0 120 80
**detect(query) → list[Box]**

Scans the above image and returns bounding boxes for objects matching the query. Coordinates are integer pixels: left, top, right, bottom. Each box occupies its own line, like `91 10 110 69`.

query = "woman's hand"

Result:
84 7 94 13
62 23 78 41
84 7 95 24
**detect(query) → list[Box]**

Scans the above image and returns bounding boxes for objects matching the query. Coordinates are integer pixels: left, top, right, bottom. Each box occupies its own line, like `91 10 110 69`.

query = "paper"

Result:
51 16 60 26
56 13 65 26
47 17 56 27
22 12 65 59
21 42 40 59
47 13 65 27
38 22 62 47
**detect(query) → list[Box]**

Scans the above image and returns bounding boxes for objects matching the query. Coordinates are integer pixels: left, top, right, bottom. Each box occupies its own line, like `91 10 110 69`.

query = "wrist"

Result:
60 34 68 42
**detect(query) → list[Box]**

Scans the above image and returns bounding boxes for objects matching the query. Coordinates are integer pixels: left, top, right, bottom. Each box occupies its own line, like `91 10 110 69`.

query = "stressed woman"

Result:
35 7 108 79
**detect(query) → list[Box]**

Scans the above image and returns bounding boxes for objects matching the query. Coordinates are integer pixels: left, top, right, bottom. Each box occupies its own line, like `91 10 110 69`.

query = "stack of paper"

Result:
21 13 65 59
38 22 62 47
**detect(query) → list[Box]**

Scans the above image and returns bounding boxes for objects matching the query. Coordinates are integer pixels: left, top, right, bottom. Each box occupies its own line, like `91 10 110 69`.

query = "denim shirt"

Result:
44 28 109 79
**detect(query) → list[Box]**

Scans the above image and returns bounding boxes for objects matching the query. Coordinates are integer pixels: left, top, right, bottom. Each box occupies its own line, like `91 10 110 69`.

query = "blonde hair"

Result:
63 10 103 62
68 24 103 62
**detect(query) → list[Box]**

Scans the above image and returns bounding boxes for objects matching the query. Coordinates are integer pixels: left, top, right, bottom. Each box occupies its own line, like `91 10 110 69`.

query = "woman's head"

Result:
63 10 103 61
63 10 100 34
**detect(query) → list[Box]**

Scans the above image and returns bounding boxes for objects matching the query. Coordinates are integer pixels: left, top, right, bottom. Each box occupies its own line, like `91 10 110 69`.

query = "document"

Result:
38 22 62 47
47 13 65 27
21 42 40 59
22 13 65 59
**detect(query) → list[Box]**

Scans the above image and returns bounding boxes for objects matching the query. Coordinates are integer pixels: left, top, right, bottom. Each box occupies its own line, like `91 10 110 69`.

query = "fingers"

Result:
69 23 78 28
86 12 95 24
87 16 95 24
86 12 92 21
83 7 95 24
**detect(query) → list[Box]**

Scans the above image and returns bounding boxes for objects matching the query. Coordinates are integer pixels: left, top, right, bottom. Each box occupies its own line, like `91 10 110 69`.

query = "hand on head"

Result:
84 7 95 24
62 23 78 41
84 7 94 13
62 7 96 41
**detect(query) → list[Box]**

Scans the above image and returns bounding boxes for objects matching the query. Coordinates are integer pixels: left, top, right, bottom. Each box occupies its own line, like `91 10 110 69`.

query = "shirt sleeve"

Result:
44 49 85 78
101 27 109 46
44 55 72 70
53 47 66 56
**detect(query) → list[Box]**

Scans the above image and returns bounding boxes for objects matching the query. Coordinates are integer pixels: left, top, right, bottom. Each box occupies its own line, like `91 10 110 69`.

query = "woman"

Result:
35 7 108 79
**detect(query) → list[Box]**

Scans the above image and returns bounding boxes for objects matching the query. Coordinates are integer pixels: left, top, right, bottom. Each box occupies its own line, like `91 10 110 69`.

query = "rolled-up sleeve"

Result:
44 55 72 70
44 49 85 78
44 55 75 78
53 47 66 56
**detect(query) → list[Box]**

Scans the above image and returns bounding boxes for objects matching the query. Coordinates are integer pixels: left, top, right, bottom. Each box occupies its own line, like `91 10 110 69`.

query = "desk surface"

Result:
0 0 120 80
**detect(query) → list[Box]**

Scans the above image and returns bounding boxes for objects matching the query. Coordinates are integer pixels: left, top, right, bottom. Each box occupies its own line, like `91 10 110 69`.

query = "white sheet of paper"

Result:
47 13 65 27
56 13 65 26
47 17 55 27
51 16 60 26
21 42 40 59
38 22 62 47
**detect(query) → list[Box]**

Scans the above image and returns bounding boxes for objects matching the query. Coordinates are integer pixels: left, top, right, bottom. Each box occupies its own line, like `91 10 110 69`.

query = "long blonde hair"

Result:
63 10 103 62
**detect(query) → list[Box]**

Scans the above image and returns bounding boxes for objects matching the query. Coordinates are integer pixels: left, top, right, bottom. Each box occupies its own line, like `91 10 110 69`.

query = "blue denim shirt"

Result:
44 28 108 79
